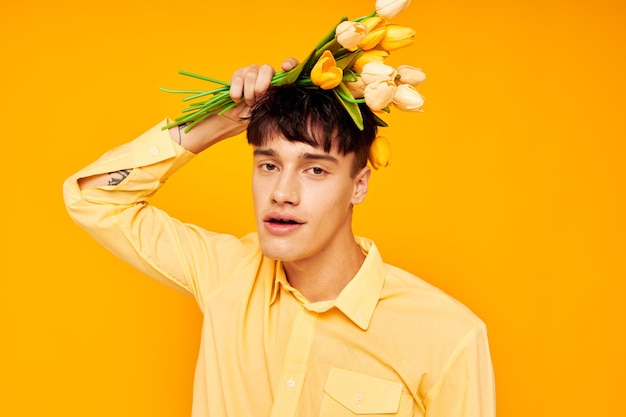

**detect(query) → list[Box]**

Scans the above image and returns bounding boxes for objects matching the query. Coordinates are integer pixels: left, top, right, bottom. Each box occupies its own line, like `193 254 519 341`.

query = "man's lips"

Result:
263 212 305 235
263 212 304 224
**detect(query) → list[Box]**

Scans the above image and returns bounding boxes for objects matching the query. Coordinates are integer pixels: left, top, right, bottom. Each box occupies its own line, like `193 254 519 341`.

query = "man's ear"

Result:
352 166 371 205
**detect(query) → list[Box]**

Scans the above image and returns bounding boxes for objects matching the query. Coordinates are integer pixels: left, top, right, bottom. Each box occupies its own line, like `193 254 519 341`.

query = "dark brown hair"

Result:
247 84 378 176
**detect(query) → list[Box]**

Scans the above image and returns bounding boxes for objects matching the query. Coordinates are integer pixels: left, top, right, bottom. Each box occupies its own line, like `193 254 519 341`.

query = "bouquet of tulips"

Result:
162 0 425 169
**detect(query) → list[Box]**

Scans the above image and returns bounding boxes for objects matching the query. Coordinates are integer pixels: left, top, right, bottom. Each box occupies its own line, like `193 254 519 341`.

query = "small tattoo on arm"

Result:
177 122 190 145
107 169 131 186
177 125 183 145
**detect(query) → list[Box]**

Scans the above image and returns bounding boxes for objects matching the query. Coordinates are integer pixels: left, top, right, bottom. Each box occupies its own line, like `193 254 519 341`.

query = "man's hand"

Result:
77 58 300 190
225 57 299 121
178 57 299 153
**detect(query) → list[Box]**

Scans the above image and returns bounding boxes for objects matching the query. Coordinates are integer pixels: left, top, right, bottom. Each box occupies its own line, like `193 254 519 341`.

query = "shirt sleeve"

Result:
424 324 496 417
62 120 261 307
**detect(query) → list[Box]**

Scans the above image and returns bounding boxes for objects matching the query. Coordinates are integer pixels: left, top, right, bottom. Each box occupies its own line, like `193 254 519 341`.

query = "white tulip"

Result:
375 0 411 20
360 61 397 85
392 84 424 111
396 65 426 86
364 79 397 111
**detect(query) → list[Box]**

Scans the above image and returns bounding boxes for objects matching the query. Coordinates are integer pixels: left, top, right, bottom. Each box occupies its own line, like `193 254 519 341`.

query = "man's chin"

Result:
258 239 301 263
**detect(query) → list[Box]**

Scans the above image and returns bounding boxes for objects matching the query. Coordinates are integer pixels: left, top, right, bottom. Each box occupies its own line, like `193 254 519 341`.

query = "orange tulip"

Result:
353 49 390 73
357 16 388 50
311 50 343 90
368 135 392 169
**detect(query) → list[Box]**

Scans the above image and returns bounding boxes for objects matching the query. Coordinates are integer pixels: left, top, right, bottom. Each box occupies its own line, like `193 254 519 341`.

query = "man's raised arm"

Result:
63 59 297 299
77 59 297 190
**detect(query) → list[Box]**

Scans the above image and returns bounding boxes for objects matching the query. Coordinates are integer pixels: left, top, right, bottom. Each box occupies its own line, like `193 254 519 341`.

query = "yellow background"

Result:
1 0 624 415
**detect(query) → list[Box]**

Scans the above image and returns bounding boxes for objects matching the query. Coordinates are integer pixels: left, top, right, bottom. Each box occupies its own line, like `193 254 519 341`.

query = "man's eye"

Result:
309 167 325 175
262 163 277 171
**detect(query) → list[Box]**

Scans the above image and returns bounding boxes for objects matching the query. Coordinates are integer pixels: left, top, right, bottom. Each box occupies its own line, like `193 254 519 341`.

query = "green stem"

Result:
179 70 231 86
336 89 365 104
183 86 229 102
159 88 207 94
218 101 239 115
354 11 377 22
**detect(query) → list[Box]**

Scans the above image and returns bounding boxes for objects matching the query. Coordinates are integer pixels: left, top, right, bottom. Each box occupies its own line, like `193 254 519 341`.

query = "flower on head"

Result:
163 1 423 136
345 76 366 98
380 25 415 51
396 65 426 86
335 21 368 51
311 50 343 90
369 135 391 169
357 16 387 50
360 61 397 85
392 84 424 111
364 79 397 111
376 0 411 20
353 49 389 72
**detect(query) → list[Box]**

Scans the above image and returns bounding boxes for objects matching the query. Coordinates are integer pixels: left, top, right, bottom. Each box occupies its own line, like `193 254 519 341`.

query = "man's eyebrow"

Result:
253 148 339 164
253 148 277 157
300 152 339 164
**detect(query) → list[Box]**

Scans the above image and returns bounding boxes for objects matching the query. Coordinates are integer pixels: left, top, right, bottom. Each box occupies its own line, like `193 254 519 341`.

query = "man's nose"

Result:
270 173 300 205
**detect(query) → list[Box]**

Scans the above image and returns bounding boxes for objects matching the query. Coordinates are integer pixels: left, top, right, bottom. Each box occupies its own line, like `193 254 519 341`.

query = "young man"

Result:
64 60 495 416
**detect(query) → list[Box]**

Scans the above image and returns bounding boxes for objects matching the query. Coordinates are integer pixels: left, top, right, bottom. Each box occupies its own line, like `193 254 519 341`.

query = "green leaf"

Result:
335 50 362 71
333 82 364 130
313 16 347 51
342 70 358 82
371 112 388 127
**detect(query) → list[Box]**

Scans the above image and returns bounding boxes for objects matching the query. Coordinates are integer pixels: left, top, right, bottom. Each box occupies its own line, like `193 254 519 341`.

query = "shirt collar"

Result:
269 237 385 331
333 237 385 330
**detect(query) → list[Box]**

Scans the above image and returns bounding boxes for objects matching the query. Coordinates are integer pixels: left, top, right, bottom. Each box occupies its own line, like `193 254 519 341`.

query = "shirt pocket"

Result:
319 367 412 416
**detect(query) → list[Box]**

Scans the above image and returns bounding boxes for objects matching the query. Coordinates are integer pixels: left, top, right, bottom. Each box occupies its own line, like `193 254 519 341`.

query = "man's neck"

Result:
282 236 366 303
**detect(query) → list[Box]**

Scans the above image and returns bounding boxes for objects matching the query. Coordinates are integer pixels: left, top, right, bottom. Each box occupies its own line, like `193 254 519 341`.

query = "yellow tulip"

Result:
360 61 397 85
353 49 389 73
335 21 368 51
368 135 391 170
376 0 412 20
392 84 424 111
311 50 343 90
380 25 415 51
396 65 426 86
357 16 388 50
363 79 397 111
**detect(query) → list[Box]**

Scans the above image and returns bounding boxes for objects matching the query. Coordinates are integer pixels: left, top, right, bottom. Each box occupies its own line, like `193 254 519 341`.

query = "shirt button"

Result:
150 146 159 156
286 377 296 390
355 394 363 406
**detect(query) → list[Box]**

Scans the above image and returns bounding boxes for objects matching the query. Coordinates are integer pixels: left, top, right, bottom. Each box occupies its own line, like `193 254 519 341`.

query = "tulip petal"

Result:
311 50 343 90
368 135 392 169
376 0 411 20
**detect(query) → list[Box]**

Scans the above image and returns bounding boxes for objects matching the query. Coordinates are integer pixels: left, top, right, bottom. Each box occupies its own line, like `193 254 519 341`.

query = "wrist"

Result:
168 113 247 154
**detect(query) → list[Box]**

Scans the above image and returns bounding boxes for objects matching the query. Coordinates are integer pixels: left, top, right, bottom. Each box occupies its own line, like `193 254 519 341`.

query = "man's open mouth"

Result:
267 218 301 224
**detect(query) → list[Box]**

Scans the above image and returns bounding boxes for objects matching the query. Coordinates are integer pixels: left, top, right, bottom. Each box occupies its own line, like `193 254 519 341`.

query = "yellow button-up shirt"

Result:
63 121 495 417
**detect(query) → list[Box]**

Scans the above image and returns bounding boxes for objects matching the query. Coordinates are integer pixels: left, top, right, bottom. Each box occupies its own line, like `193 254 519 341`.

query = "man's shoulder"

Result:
380 262 486 331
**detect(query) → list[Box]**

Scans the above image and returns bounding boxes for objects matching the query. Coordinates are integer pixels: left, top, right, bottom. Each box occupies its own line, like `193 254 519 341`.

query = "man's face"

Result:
252 136 370 264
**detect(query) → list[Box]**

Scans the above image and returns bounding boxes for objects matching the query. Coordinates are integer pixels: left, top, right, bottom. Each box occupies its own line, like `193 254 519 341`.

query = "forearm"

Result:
78 113 245 190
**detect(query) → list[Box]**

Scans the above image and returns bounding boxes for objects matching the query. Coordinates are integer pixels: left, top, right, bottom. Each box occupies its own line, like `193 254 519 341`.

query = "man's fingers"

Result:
230 65 257 103
281 57 299 72
253 64 274 98
230 59 299 106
